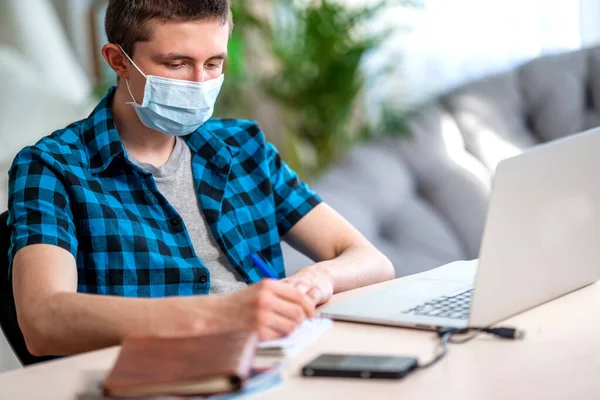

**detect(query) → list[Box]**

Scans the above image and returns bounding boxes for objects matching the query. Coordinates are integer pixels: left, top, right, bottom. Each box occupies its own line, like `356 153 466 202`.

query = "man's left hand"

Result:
282 264 334 306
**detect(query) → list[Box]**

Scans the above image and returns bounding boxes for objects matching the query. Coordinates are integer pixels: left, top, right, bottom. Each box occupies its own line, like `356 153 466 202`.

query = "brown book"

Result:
103 331 258 398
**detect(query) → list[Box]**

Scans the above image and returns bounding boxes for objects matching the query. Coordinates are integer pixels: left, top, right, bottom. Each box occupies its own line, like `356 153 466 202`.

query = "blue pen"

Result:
250 253 278 279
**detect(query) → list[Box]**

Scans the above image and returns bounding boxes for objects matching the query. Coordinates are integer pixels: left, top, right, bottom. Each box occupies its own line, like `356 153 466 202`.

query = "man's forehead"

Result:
140 19 229 58
152 52 228 61
149 19 230 41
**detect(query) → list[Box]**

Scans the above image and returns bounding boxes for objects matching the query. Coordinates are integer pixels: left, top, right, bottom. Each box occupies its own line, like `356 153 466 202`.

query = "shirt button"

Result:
199 274 208 284
169 217 182 227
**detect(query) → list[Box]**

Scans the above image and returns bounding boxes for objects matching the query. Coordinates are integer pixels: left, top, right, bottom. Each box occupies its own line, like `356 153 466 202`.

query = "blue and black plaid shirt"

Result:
7 87 322 297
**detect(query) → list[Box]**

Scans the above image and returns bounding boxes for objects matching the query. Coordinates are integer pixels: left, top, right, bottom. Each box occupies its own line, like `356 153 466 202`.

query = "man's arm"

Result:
283 203 395 305
262 138 393 302
13 244 316 356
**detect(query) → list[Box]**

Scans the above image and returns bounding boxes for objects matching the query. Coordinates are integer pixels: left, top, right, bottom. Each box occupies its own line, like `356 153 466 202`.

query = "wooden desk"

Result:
1 279 599 400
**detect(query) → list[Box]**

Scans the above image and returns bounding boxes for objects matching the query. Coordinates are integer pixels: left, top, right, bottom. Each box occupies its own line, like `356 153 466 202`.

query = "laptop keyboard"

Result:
402 289 473 320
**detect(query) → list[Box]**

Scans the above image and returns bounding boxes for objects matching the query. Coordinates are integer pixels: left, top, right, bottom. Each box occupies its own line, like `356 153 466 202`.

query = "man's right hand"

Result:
208 279 317 341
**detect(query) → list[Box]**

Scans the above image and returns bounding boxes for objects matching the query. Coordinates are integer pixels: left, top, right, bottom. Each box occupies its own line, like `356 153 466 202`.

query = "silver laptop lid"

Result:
469 128 600 327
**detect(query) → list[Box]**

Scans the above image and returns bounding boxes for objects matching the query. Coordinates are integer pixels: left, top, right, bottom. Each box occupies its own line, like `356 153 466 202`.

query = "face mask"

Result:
119 46 224 136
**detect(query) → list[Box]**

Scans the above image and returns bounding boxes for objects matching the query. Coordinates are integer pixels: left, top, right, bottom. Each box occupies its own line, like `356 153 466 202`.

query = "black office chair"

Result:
0 210 55 365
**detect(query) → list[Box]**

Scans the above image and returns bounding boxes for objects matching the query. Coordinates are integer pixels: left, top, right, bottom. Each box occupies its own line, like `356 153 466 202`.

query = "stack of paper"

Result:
257 318 333 357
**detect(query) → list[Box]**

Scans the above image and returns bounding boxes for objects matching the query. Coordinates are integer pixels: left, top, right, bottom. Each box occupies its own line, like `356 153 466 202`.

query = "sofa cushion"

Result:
442 70 536 170
519 49 589 142
442 46 600 172
316 143 415 220
282 141 466 277
377 196 464 276
399 105 490 258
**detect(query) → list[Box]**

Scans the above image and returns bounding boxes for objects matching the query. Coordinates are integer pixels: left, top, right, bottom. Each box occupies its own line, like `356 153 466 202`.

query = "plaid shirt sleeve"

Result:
266 143 322 236
7 147 78 269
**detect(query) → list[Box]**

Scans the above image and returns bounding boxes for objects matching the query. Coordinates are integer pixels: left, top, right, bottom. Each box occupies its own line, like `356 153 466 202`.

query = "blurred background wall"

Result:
2 0 600 179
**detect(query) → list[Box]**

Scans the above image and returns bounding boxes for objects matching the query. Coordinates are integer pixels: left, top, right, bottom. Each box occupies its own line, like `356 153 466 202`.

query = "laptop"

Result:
322 127 600 330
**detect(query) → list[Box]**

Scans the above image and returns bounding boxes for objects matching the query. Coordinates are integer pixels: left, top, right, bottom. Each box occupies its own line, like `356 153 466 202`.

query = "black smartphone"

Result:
301 353 418 380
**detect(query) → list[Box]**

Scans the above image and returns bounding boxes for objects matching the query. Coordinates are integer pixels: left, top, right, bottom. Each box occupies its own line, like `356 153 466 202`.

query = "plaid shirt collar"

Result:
82 87 239 175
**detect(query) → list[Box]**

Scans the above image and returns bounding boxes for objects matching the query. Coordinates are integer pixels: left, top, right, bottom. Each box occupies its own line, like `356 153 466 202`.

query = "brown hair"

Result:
105 0 233 56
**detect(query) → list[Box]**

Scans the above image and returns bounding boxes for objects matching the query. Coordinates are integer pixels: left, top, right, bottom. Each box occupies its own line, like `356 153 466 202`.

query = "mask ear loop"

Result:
117 44 147 104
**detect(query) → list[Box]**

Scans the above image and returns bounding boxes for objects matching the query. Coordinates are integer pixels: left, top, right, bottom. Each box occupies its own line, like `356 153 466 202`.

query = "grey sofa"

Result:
283 45 600 277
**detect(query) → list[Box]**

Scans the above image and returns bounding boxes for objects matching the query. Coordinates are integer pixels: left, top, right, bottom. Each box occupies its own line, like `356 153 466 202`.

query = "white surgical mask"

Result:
119 46 224 136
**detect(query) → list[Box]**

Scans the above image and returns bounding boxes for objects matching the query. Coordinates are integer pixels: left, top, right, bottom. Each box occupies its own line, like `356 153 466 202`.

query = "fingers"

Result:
245 280 317 340
283 278 322 306
264 280 316 318
255 310 298 340
252 288 308 340
269 296 307 325
306 286 322 304
258 326 284 341
283 278 312 295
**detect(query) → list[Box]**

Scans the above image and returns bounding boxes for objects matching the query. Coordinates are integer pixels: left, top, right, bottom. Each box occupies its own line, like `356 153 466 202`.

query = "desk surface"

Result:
1 278 599 400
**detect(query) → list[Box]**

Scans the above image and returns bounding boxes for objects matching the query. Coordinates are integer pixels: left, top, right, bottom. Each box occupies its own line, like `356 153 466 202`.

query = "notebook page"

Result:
257 318 333 356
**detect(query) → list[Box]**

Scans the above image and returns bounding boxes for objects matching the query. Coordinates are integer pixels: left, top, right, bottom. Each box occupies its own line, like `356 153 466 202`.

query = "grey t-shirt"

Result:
128 137 248 295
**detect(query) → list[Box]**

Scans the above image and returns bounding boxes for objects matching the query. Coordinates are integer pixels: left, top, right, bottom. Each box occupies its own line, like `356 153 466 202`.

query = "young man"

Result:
7 0 394 357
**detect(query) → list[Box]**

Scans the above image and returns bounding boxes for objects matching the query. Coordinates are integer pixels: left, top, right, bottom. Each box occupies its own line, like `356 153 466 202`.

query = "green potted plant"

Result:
215 0 270 119
219 0 416 179
266 0 417 178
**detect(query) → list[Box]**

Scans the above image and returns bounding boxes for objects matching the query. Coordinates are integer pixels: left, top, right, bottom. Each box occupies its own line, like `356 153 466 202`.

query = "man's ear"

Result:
102 43 130 81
